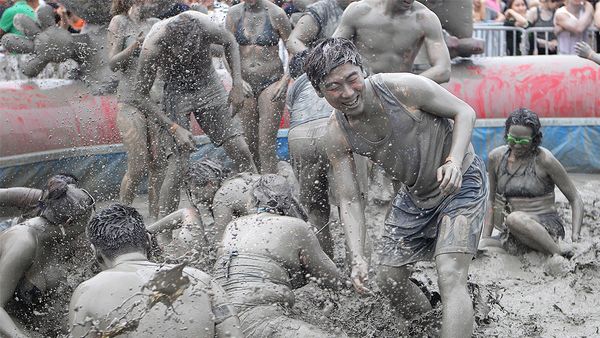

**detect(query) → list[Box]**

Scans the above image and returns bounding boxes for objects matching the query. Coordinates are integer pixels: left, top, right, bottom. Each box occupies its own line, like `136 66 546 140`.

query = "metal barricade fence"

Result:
473 23 599 57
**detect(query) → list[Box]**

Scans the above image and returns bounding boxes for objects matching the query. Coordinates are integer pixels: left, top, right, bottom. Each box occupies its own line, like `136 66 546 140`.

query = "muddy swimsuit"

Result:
214 250 337 337
335 74 488 266
235 8 281 96
495 149 565 251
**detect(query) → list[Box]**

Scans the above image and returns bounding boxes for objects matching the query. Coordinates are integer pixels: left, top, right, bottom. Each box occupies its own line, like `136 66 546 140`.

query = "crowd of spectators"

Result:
473 0 600 55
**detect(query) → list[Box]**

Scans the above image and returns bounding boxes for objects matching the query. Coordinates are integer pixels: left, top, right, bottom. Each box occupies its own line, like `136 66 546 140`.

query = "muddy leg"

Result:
376 265 432 317
236 97 260 170
221 135 258 173
435 252 474 338
158 152 189 218
505 211 561 255
257 83 285 174
117 103 150 205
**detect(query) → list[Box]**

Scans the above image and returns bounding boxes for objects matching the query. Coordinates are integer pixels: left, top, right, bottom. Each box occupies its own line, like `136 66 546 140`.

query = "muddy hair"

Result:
110 0 135 16
304 37 363 92
505 108 543 151
38 174 94 225
252 174 308 221
87 203 149 260
186 158 228 190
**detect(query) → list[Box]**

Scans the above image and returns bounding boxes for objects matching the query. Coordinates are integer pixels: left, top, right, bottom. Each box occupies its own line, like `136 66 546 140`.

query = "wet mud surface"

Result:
10 174 600 337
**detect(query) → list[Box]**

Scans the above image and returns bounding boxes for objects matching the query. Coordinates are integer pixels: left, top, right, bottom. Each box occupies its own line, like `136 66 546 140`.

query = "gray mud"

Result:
11 174 600 337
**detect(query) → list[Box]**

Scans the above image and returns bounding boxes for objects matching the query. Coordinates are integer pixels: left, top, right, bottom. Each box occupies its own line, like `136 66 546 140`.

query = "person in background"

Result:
0 0 38 38
479 108 583 257
504 0 530 55
554 0 593 54
527 0 560 54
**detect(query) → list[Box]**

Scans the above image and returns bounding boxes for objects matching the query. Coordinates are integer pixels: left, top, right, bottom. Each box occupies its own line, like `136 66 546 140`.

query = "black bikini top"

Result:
235 8 279 47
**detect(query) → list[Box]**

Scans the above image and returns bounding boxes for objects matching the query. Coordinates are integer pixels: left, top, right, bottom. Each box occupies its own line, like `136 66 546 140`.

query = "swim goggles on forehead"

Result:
506 134 532 145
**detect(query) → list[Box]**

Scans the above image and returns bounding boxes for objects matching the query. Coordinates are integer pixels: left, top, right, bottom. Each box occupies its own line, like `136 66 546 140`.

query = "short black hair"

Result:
304 37 363 92
87 204 149 259
505 108 543 151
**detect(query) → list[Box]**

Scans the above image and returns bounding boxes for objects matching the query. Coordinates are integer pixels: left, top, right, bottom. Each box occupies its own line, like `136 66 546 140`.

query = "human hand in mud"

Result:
170 124 196 152
437 159 462 195
351 257 370 294
0 5 80 77
575 42 594 60
229 82 252 111
271 74 290 102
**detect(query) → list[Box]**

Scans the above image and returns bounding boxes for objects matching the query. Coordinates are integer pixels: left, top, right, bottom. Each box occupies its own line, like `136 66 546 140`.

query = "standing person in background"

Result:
108 0 161 219
225 0 292 173
504 0 530 55
554 0 593 54
527 0 560 54
0 0 38 38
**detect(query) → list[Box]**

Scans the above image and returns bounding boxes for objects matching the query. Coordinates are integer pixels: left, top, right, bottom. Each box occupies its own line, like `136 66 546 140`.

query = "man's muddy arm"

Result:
326 120 368 292
0 188 42 210
287 14 319 55
482 151 499 238
209 279 243 338
0 231 37 338
298 223 347 290
543 151 584 242
420 12 451 84
147 208 203 235
332 3 357 40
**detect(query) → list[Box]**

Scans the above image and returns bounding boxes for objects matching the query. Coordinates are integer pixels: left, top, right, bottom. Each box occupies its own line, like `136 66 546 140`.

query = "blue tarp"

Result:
2 125 599 196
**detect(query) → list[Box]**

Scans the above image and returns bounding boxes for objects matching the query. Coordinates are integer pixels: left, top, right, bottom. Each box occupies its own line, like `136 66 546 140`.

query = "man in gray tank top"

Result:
304 38 488 338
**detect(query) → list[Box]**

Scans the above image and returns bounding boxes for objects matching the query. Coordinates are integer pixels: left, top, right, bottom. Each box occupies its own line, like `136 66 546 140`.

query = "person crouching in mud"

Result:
304 38 488 338
148 158 299 246
0 175 95 337
68 203 243 337
213 174 349 337
479 108 584 257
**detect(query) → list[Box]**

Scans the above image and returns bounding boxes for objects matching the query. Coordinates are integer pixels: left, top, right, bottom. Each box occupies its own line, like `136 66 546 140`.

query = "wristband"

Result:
169 123 179 135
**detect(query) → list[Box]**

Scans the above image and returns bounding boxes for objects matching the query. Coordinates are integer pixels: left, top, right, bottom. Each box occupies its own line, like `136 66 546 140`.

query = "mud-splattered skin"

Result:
0 188 93 337
319 60 478 337
132 11 257 217
333 0 450 83
225 0 292 173
68 252 242 337
108 2 162 219
214 213 347 337
482 124 584 254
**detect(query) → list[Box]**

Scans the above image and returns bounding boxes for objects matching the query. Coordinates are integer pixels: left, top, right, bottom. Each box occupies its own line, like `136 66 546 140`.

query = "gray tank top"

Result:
287 74 333 129
335 74 471 208
556 7 588 55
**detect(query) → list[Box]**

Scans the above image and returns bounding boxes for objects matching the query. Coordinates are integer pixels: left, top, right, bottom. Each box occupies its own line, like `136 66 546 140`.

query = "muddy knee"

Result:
376 265 412 292
505 211 531 232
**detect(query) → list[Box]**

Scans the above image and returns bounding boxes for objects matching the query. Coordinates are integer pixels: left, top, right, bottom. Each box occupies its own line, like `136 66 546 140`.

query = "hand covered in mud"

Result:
171 124 196 152
229 82 252 112
351 257 370 294
575 42 594 60
0 5 79 77
271 75 290 102
437 159 462 195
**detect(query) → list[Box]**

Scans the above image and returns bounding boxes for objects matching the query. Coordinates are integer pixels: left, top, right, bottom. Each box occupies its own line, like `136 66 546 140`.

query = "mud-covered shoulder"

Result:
536 146 560 168
488 145 509 162
344 1 373 17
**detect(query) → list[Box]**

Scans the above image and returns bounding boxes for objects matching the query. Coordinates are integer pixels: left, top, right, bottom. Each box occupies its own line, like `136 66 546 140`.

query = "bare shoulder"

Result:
345 1 373 17
488 145 508 161
227 3 243 18
378 73 433 98
536 147 561 167
413 1 435 17
266 1 288 18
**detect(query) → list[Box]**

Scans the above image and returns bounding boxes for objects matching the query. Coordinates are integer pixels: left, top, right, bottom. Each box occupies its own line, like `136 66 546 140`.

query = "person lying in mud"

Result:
575 41 600 65
0 174 95 337
479 108 584 257
68 203 243 337
304 38 488 338
132 11 257 218
149 158 299 244
213 174 348 337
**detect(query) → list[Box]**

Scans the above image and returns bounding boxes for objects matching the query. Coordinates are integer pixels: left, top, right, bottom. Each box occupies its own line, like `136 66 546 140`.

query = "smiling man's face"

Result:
319 62 366 116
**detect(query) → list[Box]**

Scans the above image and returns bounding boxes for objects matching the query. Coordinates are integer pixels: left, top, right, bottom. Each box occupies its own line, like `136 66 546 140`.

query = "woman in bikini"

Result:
225 0 292 173
108 0 161 218
480 108 584 256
